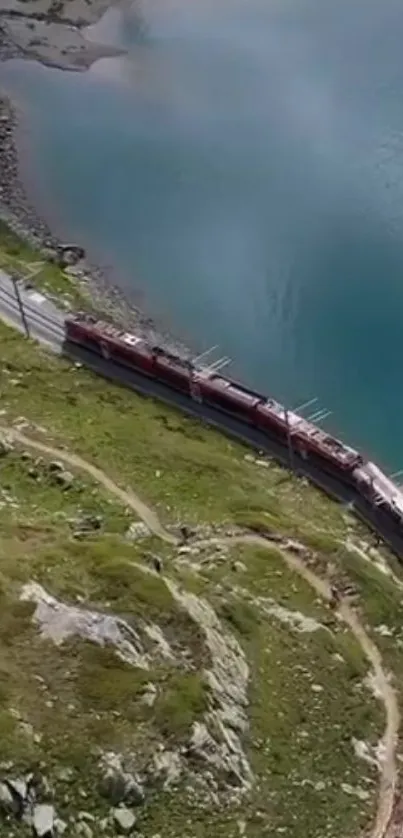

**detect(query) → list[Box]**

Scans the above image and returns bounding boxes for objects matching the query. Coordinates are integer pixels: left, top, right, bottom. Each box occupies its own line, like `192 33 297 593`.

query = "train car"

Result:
65 315 156 376
152 348 193 394
255 400 290 441
293 421 363 473
256 401 363 479
258 403 363 480
65 314 362 485
67 315 199 396
353 461 403 526
198 374 263 421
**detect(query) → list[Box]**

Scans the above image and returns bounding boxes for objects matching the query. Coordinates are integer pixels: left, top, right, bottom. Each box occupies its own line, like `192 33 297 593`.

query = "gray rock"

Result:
2 778 26 817
54 470 74 489
48 461 65 474
99 771 126 805
151 748 182 788
8 777 27 801
72 514 103 538
99 754 144 806
99 766 144 807
28 771 53 802
141 682 157 707
0 761 14 772
78 811 95 822
0 437 13 456
232 561 247 573
0 780 16 813
33 803 55 837
125 521 150 542
112 806 136 833
124 776 145 806
76 822 93 838
55 767 74 784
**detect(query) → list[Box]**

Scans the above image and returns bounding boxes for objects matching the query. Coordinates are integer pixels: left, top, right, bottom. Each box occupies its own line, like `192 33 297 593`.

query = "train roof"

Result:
202 375 262 405
68 314 359 466
281 408 360 464
362 462 403 513
71 315 223 377
77 317 146 349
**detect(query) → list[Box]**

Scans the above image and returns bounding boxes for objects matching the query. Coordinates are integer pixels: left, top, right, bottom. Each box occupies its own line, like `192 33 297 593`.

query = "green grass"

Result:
75 642 150 712
0 219 89 310
0 320 356 538
244 611 380 838
200 543 333 626
153 672 209 740
0 447 132 535
0 245 402 837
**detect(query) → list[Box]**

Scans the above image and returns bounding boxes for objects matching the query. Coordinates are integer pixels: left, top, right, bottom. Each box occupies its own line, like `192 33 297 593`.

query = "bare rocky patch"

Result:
0 0 127 70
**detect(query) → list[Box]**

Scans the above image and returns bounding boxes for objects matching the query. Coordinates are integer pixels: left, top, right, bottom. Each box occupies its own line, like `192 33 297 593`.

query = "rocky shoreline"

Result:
0 0 125 72
0 0 198 358
0 88 194 360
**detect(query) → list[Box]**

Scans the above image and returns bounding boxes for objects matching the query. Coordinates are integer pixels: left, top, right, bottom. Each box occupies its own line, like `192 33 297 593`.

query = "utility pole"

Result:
284 407 294 473
11 274 30 338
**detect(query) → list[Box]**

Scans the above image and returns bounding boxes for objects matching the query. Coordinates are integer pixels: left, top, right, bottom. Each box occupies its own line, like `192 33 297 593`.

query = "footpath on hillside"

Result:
1 423 400 838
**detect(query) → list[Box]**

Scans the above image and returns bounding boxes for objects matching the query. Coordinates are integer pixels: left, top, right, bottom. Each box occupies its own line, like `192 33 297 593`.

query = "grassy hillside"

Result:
1 238 403 837
0 220 88 309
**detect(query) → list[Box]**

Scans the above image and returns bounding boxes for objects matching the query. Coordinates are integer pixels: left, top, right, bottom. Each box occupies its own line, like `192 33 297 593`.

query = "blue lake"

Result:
2 0 403 468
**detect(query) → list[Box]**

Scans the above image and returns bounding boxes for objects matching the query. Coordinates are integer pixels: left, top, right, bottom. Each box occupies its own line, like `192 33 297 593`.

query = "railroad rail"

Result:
1 270 403 559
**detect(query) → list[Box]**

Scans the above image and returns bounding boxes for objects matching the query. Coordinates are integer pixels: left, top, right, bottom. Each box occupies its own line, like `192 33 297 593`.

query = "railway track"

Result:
2 270 403 559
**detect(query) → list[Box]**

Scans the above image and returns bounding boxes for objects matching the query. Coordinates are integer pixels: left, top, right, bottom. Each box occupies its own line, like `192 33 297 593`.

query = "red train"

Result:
65 313 363 481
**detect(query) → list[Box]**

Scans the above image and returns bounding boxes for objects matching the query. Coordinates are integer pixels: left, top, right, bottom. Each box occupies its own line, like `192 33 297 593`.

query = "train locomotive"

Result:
65 313 403 532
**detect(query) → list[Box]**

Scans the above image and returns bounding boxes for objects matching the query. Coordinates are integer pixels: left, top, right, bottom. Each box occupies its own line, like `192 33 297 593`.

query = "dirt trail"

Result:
198 535 399 838
2 427 399 838
340 606 398 838
1 426 176 544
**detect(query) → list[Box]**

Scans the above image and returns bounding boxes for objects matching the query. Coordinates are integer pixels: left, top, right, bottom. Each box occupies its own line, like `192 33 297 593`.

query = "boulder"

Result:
33 804 55 837
141 682 157 707
112 806 136 833
76 822 93 838
0 437 13 456
54 470 74 489
99 767 144 807
125 521 150 542
0 780 17 815
232 561 247 573
7 777 27 802
48 461 65 474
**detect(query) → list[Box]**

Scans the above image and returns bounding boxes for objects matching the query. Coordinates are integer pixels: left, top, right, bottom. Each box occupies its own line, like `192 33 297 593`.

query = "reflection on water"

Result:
1 0 403 467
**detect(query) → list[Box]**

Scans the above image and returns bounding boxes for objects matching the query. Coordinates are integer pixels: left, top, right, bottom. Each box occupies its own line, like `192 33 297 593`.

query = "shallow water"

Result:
2 0 403 468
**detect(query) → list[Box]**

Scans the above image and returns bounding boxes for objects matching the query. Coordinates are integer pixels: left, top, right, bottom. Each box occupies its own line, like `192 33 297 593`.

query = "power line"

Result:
10 275 30 339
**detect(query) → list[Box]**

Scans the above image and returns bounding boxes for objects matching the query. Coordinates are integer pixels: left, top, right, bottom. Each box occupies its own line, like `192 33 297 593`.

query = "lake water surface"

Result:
1 0 403 468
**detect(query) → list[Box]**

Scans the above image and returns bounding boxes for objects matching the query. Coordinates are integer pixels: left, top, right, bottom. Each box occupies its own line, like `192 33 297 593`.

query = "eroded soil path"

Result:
2 426 399 838
3 426 175 543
